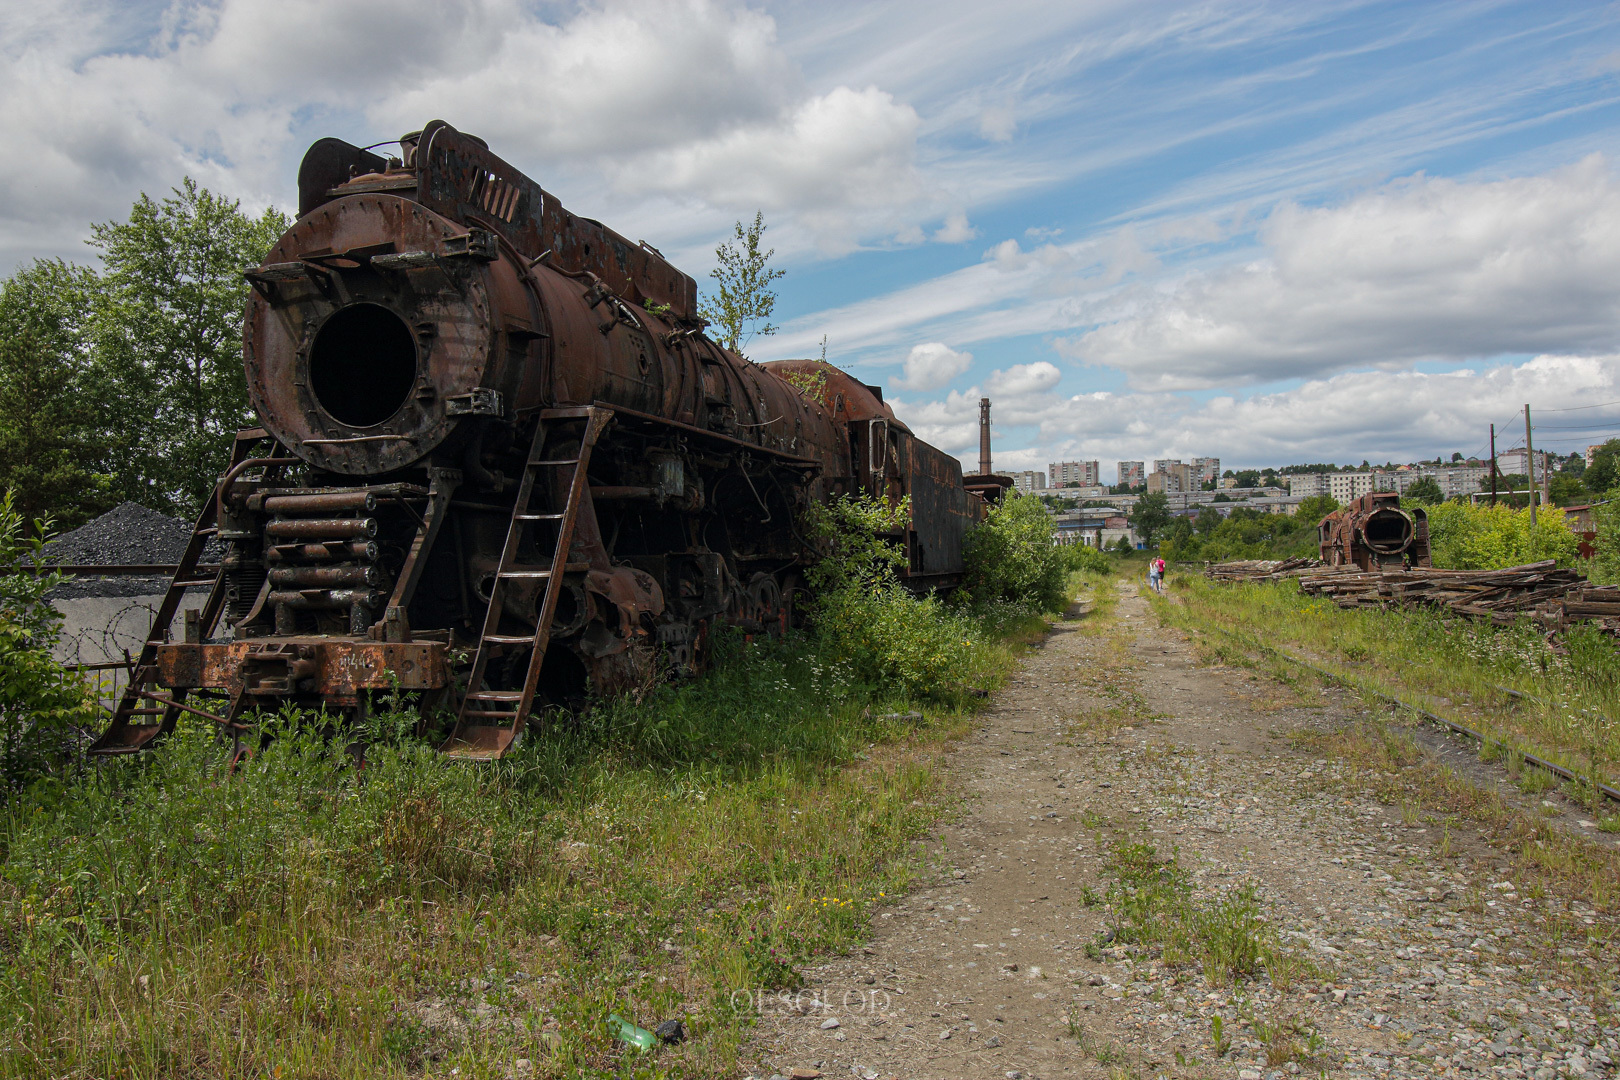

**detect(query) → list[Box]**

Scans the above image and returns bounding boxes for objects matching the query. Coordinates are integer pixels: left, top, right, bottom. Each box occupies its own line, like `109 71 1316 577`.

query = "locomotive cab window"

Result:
309 303 419 427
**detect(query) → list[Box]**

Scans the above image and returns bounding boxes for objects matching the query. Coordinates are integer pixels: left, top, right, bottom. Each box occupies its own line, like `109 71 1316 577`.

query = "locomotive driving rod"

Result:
1193 620 1620 806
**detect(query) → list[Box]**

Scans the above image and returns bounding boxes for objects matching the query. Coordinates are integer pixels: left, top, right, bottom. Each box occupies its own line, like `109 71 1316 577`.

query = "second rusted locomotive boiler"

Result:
93 121 987 760
1318 491 1430 571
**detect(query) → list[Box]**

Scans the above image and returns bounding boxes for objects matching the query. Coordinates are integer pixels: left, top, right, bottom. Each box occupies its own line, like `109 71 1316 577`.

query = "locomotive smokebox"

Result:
1318 491 1430 570
243 190 524 477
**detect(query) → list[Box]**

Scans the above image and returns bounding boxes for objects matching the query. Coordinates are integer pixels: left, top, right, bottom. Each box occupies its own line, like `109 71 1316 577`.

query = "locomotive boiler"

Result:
91 121 986 760
1318 491 1431 570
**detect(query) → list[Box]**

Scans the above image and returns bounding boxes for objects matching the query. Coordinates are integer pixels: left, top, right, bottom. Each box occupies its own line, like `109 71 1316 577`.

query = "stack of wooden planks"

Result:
1204 557 1619 633
1291 560 1582 624
1204 557 1321 583
1546 584 1620 634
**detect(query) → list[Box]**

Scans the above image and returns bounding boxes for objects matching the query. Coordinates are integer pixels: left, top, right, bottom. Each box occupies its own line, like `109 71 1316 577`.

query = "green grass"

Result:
0 626 1034 1080
1090 838 1306 988
1157 573 1620 790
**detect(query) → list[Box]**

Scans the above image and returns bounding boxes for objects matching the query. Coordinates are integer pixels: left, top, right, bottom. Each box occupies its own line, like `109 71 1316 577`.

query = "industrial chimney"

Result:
978 397 992 475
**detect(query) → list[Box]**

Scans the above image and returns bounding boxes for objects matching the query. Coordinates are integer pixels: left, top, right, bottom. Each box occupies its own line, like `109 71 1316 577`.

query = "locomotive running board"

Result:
439 406 612 760
88 429 290 755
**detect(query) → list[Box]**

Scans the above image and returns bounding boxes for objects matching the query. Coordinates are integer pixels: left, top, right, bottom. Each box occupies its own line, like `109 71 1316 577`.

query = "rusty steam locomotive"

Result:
91 121 991 760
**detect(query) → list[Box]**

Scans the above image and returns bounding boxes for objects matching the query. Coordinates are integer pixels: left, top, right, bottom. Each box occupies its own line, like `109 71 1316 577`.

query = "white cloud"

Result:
978 104 1016 142
894 342 973 390
987 360 1061 397
1068 156 1620 389
0 0 935 268
933 210 978 243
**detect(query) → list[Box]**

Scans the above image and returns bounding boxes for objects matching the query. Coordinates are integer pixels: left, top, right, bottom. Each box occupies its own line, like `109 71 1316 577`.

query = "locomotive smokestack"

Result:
978 397 992 475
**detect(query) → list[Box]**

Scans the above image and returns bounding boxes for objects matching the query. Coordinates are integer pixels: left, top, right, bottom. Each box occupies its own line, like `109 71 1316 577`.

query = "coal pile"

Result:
39 502 222 599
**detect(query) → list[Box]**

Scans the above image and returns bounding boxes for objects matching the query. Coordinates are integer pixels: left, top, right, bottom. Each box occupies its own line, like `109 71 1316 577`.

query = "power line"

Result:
1539 398 1620 413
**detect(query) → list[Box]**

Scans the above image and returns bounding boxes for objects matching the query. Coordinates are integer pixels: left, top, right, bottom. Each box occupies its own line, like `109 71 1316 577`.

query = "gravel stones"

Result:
39 502 223 599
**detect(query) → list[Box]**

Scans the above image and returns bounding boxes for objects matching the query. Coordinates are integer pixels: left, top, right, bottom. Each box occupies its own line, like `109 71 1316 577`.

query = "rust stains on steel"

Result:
1317 491 1431 571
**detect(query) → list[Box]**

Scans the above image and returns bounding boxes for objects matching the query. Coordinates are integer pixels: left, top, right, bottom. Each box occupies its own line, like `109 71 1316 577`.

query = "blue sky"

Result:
4 1 1620 480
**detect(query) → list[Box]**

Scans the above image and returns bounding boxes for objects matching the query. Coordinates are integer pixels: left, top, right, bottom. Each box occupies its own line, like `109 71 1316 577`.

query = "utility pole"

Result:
1524 403 1536 526
1489 423 1498 507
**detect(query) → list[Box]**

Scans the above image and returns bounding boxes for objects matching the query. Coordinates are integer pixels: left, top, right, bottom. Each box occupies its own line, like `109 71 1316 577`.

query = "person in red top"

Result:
1150 555 1167 593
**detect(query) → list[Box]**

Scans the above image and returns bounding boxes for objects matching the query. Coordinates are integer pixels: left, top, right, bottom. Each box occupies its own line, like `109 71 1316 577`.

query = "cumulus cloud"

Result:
1067 157 1620 389
987 360 1061 397
895 342 973 390
0 0 933 268
933 210 978 243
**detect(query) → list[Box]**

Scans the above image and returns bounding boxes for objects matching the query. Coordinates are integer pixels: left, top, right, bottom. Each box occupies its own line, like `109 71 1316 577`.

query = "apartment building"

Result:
1147 462 1195 494
1494 449 1551 478
1048 460 1101 487
1191 457 1221 485
1011 470 1046 493
1152 458 1183 475
1117 461 1145 487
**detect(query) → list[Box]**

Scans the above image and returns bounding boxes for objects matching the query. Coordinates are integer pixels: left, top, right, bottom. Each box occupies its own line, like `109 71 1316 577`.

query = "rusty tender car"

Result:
1317 491 1431 571
92 122 988 760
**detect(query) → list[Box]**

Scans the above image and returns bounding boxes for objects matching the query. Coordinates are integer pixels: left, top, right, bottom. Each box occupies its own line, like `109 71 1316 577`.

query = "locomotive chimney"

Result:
978 397 992 476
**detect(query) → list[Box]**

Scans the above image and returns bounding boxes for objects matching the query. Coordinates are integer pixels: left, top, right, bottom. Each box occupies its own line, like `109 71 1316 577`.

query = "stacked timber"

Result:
1209 556 1618 635
1294 560 1588 624
1546 584 1620 634
1204 557 1322 582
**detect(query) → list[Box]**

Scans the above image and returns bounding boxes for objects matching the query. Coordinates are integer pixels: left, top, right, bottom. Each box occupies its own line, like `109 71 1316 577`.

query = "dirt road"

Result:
745 582 1618 1080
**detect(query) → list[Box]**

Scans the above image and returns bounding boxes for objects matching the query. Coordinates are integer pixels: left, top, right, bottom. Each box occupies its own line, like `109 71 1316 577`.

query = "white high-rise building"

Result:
1117 461 1145 487
1011 470 1046 493
1191 457 1221 485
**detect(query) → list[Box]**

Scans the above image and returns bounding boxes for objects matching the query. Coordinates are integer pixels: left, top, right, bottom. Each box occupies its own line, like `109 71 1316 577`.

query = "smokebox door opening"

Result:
309 303 419 428
1363 507 1414 552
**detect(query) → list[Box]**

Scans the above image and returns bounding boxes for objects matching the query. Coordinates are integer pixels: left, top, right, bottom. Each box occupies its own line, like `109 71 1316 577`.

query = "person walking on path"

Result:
1150 554 1167 594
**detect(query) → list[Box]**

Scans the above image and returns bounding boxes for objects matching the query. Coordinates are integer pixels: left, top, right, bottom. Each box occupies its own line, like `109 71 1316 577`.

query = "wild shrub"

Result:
1590 490 1620 585
804 495 993 704
1425 500 1579 569
0 493 93 794
1062 543 1114 575
963 492 1071 612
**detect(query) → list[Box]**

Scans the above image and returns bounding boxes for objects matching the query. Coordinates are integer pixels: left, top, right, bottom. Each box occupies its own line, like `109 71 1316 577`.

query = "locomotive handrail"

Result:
597 401 821 468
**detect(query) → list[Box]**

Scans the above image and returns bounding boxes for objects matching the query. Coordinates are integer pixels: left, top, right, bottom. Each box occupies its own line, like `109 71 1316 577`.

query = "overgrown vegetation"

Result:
961 491 1081 613
0 492 1073 1078
1159 504 1318 563
0 182 286 527
0 495 93 793
1423 500 1580 569
1159 573 1620 796
1090 838 1307 989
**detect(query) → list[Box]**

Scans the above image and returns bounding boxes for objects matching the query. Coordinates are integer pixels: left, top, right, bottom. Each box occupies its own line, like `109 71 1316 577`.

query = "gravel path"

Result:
745 582 1618 1080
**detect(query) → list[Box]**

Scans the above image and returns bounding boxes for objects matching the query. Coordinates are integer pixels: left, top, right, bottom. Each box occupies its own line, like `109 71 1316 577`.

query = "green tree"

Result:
1403 476 1444 505
1129 491 1172 547
1193 506 1222 536
0 492 93 791
1590 494 1620 585
1584 440 1620 497
962 492 1070 612
1232 469 1261 488
1550 473 1588 507
698 211 784 358
0 260 112 530
1296 494 1339 522
88 179 288 516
